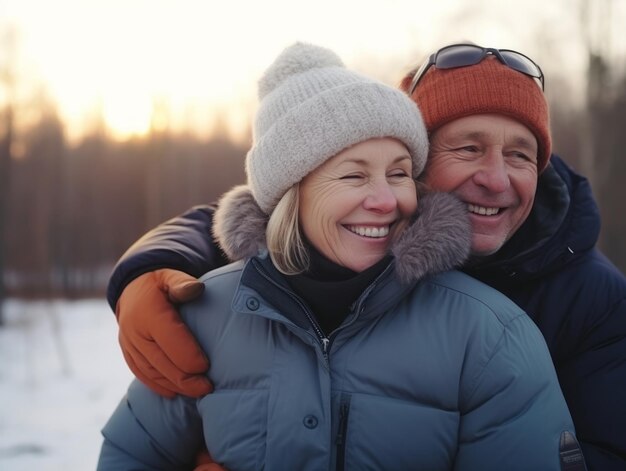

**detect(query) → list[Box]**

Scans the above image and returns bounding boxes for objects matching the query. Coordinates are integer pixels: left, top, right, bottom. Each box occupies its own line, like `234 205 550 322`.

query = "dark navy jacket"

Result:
107 155 626 470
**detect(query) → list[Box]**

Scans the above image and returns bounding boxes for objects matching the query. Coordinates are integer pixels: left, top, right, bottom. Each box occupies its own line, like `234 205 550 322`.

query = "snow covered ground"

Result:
0 299 133 471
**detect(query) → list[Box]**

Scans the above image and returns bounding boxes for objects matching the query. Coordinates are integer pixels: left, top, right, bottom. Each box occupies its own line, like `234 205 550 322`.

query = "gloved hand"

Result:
116 268 213 398
194 447 227 471
194 463 228 471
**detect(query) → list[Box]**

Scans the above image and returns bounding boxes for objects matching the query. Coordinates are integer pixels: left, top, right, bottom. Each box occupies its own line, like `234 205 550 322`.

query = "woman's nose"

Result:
363 181 398 213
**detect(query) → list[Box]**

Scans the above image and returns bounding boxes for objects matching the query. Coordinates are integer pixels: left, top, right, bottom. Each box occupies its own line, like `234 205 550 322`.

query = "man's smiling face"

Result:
424 114 539 257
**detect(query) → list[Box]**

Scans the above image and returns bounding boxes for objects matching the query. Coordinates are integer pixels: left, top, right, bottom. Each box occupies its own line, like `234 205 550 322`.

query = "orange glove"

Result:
194 463 228 471
116 268 213 398
194 447 227 471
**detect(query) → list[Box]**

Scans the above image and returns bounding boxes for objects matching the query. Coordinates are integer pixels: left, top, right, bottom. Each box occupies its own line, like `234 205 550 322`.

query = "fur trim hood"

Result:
213 185 471 284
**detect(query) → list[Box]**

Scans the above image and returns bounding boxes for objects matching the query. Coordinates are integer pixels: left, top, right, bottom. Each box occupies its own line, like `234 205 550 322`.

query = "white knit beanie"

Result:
247 42 429 214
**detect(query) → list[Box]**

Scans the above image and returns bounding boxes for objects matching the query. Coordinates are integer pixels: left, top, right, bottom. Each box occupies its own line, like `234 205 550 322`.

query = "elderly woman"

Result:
98 43 576 471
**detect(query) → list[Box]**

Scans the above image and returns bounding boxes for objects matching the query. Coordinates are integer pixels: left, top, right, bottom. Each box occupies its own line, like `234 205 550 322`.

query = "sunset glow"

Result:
2 0 625 141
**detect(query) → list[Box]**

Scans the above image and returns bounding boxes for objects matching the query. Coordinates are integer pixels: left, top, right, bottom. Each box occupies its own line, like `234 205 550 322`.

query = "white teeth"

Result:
348 225 390 238
468 204 500 216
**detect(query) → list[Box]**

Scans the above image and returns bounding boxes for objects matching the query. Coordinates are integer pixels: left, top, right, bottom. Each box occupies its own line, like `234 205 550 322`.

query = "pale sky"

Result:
1 0 625 141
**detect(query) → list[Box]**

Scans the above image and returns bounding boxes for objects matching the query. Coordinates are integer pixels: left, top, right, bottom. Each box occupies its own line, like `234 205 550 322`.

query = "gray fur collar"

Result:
213 185 471 284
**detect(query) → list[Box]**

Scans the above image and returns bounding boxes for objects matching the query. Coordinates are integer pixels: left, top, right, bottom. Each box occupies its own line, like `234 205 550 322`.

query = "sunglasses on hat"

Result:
407 43 545 96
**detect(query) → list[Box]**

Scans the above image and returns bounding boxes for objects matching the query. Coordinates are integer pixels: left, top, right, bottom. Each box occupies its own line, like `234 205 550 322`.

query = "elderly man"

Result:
108 44 626 470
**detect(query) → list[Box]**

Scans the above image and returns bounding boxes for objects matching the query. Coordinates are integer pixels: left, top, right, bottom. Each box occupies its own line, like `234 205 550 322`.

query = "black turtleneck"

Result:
286 243 391 335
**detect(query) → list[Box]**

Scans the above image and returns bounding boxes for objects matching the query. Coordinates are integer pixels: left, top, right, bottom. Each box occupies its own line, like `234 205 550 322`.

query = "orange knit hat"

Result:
402 56 552 172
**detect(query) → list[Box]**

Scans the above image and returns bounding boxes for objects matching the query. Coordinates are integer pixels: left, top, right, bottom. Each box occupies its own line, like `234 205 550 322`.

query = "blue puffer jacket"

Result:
99 191 578 471
105 155 626 470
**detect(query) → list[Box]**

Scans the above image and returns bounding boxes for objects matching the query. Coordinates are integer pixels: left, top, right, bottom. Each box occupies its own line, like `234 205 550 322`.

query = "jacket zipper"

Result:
251 259 330 356
325 263 393 354
331 272 386 470
252 258 393 357
336 398 351 471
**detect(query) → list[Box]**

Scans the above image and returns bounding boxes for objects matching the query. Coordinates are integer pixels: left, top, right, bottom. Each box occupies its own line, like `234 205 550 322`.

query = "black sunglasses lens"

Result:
500 51 541 78
410 44 545 94
436 45 485 69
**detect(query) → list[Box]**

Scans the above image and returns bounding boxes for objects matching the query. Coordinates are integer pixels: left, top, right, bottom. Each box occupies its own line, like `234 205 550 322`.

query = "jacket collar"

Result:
212 184 471 285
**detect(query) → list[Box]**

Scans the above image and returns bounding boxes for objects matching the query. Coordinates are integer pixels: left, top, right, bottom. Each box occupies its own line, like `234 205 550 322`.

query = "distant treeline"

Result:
3 115 247 299
2 68 626 303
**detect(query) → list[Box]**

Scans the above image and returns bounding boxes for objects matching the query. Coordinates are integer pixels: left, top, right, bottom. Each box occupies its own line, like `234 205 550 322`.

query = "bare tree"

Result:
579 0 615 187
0 26 19 324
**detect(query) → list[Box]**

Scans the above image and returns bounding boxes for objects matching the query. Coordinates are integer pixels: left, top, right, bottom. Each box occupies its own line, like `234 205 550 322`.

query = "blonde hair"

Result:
266 185 309 275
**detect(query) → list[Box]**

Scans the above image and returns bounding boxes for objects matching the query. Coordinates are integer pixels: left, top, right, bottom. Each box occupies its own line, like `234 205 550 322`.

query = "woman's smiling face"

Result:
299 137 417 272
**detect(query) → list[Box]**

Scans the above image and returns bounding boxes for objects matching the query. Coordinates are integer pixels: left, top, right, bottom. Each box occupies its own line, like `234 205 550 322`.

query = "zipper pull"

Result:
321 337 330 354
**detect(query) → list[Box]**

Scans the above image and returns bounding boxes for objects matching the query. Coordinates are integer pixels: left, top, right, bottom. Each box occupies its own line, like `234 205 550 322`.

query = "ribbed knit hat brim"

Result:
409 56 551 172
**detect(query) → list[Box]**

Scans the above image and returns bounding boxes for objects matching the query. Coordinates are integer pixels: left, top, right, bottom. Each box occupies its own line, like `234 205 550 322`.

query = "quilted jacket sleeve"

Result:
106 204 229 310
97 380 204 470
454 311 582 471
